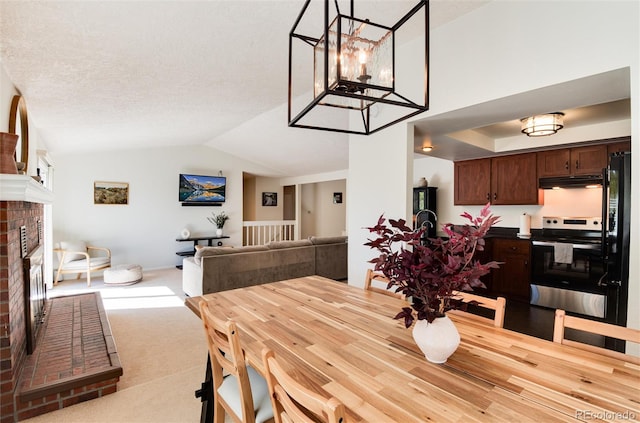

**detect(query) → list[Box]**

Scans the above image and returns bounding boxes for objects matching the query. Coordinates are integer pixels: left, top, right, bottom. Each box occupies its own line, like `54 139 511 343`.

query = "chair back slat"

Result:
553 309 640 364
364 269 404 299
262 349 345 423
450 291 506 328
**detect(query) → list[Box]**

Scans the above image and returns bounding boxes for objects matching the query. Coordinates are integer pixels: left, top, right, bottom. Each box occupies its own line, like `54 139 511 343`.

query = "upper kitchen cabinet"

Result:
491 153 540 205
454 158 491 205
607 138 631 156
537 145 607 177
454 153 540 205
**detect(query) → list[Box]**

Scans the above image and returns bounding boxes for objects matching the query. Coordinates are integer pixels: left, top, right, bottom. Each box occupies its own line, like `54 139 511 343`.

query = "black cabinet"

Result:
413 187 437 238
175 235 229 269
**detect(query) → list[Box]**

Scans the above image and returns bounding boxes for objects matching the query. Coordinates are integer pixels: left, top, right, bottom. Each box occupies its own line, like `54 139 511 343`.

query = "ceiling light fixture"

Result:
288 0 429 135
520 112 564 137
422 146 433 152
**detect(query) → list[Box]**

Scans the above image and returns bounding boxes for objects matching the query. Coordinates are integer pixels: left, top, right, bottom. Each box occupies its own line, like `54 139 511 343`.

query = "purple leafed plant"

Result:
365 203 501 327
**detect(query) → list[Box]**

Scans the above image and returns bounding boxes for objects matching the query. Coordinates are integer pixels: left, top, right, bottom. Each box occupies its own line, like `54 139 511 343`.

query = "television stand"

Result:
175 235 230 269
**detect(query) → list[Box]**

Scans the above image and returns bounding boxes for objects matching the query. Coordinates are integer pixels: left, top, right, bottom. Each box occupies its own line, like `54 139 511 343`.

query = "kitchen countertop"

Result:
436 227 541 240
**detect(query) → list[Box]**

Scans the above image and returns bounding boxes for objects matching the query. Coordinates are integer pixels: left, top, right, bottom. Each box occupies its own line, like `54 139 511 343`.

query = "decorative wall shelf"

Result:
0 174 54 204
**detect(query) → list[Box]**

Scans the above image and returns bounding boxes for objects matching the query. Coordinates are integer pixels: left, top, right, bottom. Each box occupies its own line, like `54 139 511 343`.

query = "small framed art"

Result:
94 181 129 205
333 192 343 204
262 192 277 206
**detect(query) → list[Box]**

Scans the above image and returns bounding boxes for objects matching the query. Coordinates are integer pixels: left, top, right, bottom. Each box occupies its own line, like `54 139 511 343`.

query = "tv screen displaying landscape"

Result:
179 174 226 203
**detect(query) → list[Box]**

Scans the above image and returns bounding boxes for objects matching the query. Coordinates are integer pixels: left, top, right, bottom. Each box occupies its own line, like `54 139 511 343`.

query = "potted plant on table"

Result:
364 203 501 363
207 211 230 237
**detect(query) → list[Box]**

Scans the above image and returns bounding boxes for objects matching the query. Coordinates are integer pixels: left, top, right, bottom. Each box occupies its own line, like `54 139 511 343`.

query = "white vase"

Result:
215 228 223 237
412 316 460 364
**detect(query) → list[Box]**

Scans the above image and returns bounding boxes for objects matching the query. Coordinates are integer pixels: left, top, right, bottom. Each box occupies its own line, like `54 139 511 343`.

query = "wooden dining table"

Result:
186 275 640 422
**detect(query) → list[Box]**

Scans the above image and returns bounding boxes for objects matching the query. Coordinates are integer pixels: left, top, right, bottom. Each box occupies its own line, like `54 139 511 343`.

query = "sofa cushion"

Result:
266 239 313 249
195 245 268 259
308 236 347 245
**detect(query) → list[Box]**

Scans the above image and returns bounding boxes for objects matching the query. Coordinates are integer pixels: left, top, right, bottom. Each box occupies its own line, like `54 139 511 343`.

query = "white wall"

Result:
52 145 278 270
348 123 413 287
347 0 640 348
301 179 346 238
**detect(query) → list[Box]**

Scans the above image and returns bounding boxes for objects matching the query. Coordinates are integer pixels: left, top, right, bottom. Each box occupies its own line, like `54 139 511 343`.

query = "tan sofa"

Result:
182 236 347 297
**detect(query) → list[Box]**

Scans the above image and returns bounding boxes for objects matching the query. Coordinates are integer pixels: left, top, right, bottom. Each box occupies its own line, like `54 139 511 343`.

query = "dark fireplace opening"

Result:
23 244 46 354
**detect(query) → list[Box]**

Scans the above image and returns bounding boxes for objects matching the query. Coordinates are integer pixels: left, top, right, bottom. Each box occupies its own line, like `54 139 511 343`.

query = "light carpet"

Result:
22 268 208 423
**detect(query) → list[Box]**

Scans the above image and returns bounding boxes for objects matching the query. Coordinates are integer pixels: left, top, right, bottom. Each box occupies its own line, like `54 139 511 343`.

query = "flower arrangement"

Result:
365 204 501 327
207 211 230 229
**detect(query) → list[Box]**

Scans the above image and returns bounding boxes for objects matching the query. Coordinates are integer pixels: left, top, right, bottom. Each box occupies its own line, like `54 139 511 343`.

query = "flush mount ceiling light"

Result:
288 0 429 135
520 112 565 137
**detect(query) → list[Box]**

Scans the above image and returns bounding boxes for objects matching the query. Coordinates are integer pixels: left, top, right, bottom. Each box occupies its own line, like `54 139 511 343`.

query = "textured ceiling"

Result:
0 0 488 177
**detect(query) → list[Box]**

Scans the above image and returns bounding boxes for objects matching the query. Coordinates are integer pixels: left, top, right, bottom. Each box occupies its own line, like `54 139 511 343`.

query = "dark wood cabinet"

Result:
537 149 571 177
490 238 531 301
537 145 607 177
454 159 491 205
454 153 540 206
571 145 608 175
491 153 539 205
607 139 631 156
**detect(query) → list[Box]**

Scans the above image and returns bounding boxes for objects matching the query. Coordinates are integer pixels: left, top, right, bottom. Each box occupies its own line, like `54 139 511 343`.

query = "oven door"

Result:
530 241 607 318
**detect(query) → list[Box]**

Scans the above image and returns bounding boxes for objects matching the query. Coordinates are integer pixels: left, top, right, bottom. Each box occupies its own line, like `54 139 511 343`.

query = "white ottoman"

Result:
104 264 143 285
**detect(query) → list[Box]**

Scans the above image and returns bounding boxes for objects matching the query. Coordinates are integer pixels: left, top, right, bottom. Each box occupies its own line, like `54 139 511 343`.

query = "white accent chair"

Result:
54 241 111 287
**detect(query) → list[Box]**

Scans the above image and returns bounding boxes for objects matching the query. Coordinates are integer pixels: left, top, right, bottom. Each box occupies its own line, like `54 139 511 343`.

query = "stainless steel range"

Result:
530 216 610 319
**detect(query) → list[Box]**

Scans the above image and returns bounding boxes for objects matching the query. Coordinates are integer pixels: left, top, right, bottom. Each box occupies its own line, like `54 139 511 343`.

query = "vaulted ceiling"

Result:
0 1 629 177
0 1 488 177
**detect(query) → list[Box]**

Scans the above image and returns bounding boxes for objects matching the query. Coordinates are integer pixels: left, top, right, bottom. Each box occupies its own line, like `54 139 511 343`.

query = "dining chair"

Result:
364 268 404 299
199 300 274 423
553 309 640 363
54 241 111 287
261 348 345 423
448 291 506 328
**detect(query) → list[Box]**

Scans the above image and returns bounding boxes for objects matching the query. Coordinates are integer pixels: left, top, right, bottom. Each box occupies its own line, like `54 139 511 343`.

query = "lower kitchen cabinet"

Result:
490 238 531 302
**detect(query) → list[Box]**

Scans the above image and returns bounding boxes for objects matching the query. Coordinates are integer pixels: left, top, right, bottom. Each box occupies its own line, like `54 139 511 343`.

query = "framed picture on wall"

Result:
94 181 129 205
333 192 343 204
262 192 277 206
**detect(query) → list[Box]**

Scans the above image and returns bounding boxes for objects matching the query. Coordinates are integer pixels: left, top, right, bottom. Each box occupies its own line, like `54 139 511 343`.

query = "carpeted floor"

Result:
22 268 208 423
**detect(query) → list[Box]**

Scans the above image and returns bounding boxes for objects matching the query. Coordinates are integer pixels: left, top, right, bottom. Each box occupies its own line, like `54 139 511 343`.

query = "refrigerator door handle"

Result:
601 166 608 260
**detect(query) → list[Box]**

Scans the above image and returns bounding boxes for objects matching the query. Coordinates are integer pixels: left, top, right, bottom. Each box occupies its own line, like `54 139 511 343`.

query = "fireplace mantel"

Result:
0 174 54 204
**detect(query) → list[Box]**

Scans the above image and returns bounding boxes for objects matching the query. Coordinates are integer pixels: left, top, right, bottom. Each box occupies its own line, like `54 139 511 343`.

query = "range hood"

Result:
539 174 603 189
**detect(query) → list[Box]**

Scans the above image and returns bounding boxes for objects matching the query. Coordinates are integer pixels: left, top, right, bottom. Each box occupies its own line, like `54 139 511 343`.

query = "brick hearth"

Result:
14 292 122 421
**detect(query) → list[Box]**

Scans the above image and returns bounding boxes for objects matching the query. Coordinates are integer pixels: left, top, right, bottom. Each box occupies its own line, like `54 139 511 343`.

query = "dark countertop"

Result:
436 227 541 240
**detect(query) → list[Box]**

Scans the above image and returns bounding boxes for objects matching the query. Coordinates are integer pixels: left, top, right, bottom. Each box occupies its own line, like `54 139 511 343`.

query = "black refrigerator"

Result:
603 152 631 333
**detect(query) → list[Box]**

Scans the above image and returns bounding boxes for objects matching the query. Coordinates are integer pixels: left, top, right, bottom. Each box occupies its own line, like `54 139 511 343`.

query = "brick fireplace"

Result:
0 200 43 422
1 176 122 422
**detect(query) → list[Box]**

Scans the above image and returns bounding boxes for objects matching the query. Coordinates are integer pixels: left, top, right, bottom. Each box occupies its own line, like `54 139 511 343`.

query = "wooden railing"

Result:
243 220 297 246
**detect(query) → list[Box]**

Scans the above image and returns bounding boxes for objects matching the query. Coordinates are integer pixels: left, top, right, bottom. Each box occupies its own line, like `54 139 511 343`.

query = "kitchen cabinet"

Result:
491 154 539 205
607 139 631 156
537 145 607 178
490 238 531 301
454 153 540 205
454 159 491 205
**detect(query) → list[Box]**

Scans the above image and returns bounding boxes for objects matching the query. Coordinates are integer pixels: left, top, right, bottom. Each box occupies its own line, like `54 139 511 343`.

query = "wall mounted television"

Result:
179 173 226 205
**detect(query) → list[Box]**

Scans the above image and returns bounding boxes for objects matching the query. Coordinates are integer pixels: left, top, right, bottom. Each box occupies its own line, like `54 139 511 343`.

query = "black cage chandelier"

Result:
288 0 429 135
